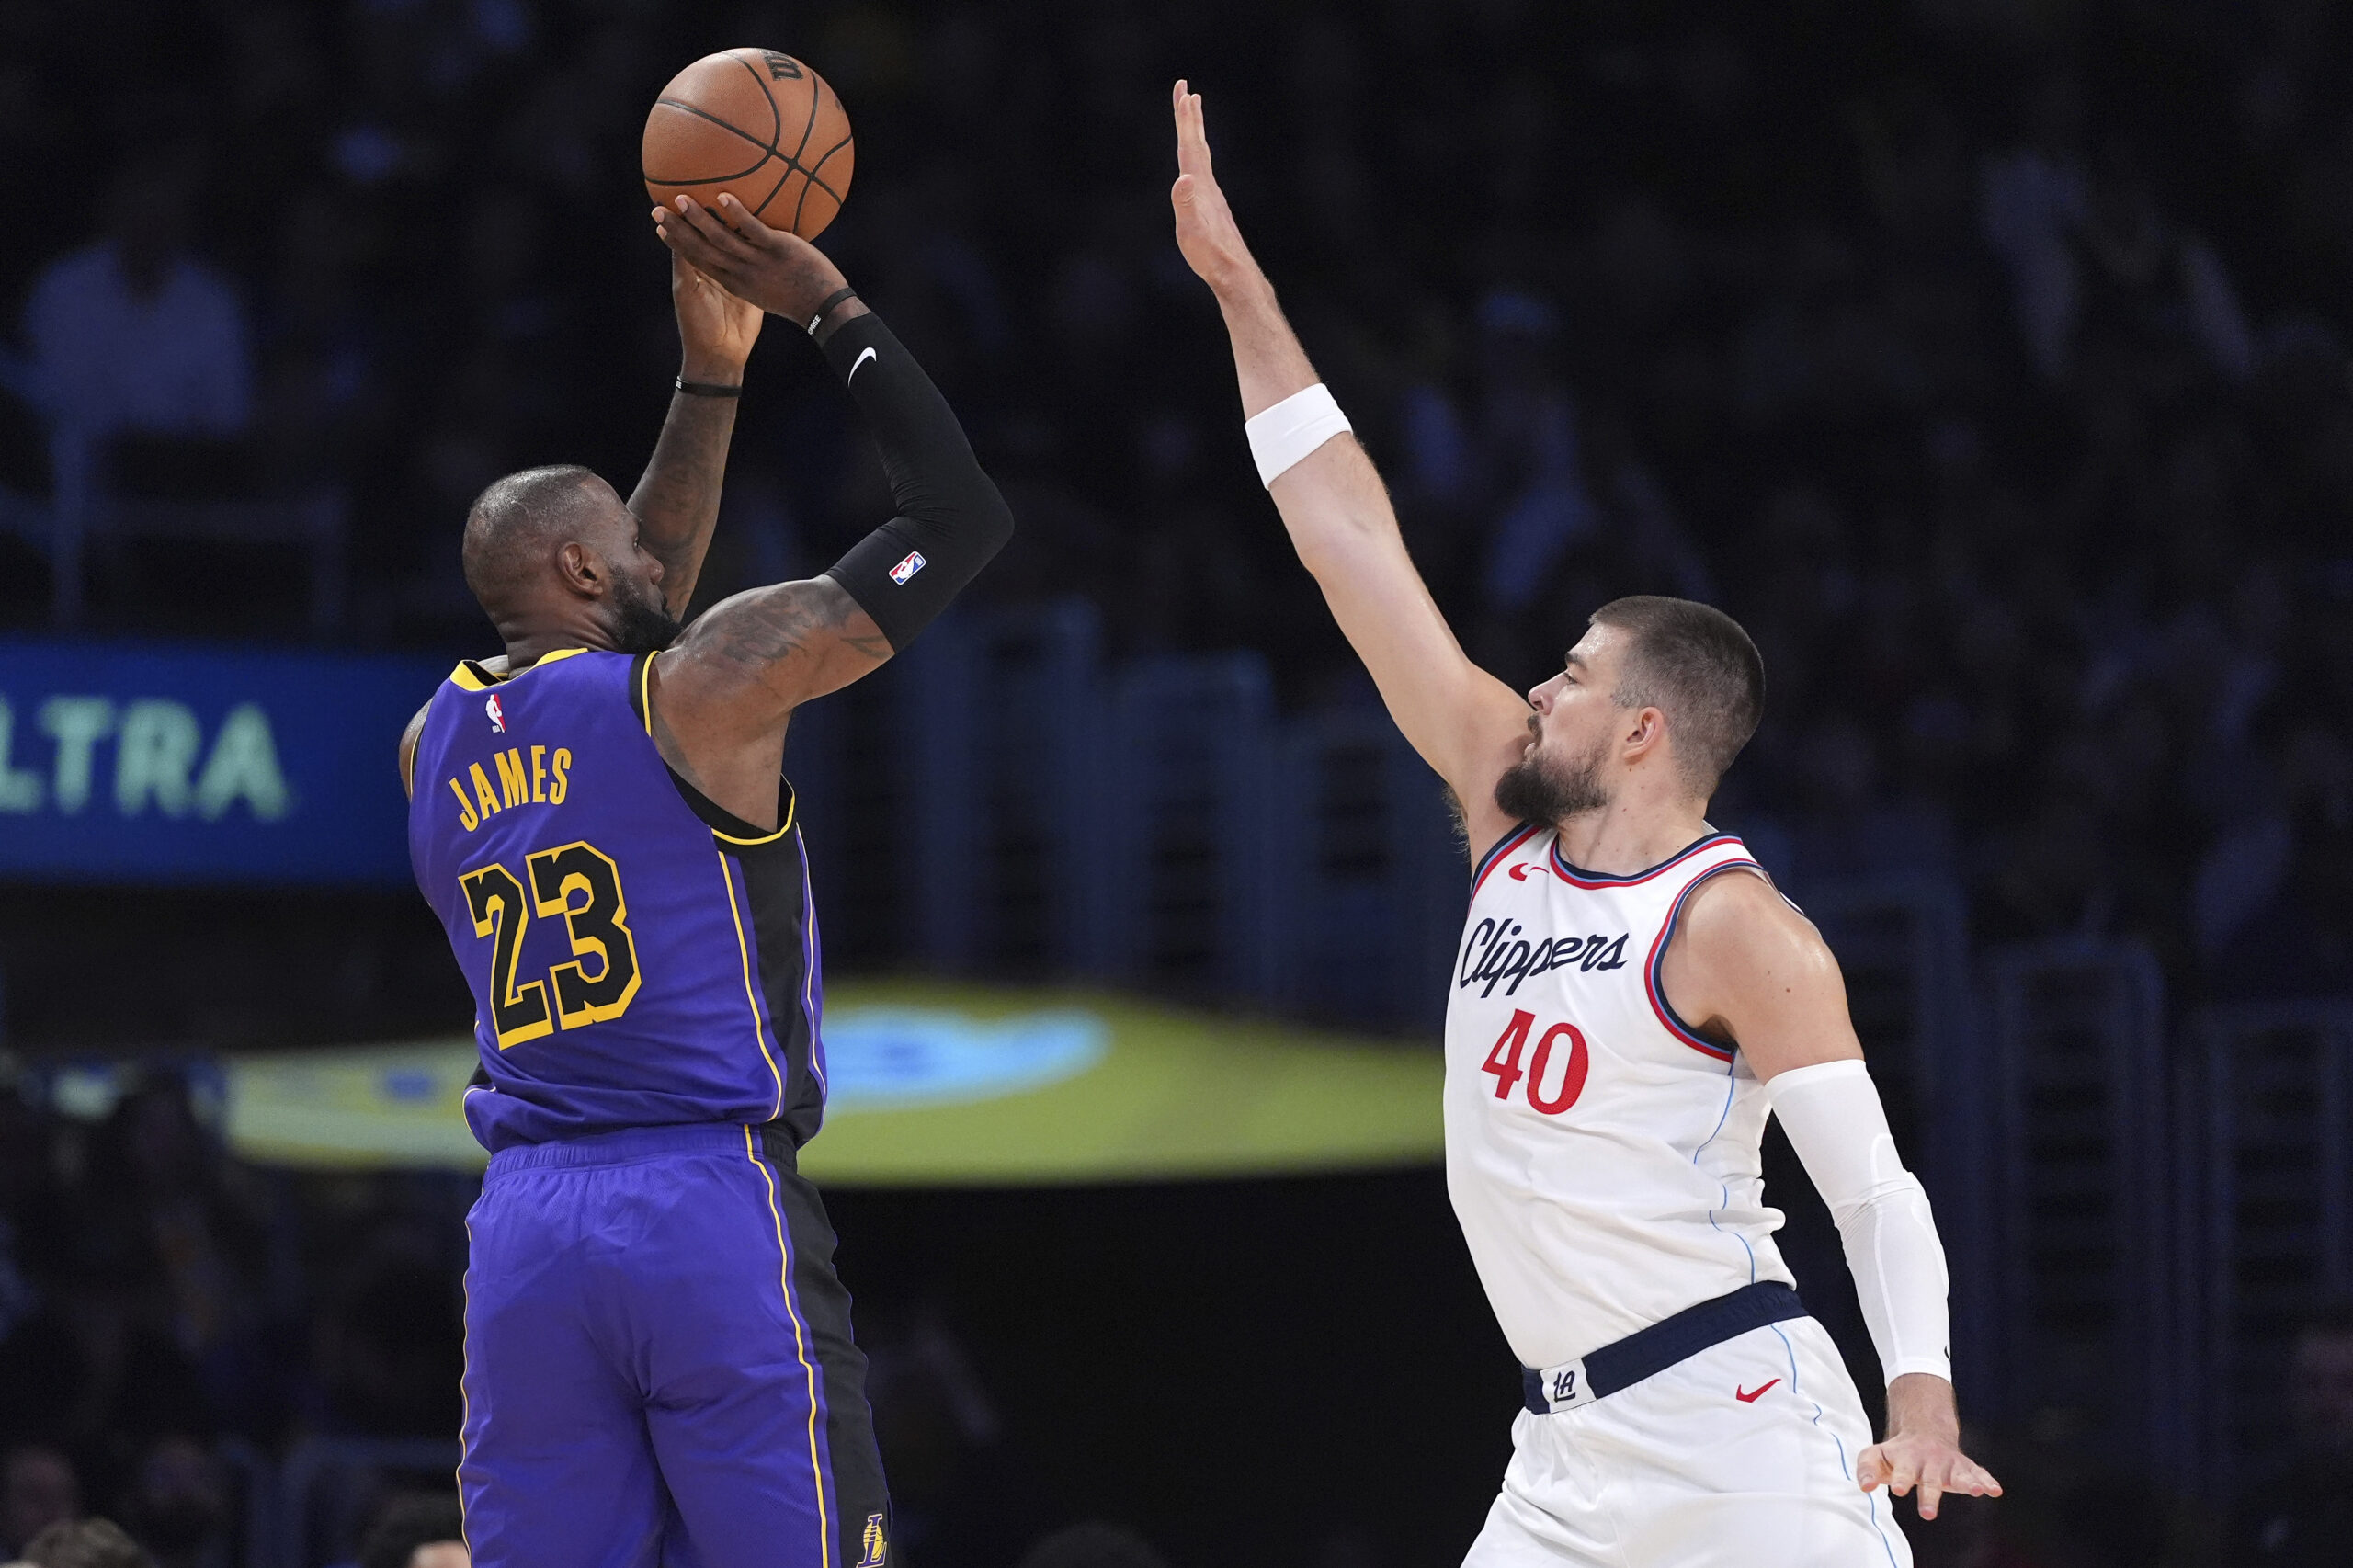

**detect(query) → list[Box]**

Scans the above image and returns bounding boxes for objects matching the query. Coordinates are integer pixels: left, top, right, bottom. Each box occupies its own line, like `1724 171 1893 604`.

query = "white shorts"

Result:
1463 1317 1912 1568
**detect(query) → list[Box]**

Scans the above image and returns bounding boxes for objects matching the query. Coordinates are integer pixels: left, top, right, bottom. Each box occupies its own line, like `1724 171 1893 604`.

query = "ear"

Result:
555 540 606 599
1620 705 1670 765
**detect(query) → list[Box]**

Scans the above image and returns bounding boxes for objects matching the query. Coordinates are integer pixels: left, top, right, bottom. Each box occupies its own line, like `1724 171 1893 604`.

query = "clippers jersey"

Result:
408 649 825 1153
1445 826 1793 1371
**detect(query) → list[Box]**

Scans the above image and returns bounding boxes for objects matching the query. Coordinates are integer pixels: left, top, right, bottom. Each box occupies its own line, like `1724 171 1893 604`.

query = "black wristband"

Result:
805 286 859 335
675 378 742 398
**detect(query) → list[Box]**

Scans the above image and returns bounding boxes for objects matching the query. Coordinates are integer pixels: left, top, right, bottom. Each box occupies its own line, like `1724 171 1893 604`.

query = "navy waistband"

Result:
1521 1282 1808 1414
483 1122 774 1177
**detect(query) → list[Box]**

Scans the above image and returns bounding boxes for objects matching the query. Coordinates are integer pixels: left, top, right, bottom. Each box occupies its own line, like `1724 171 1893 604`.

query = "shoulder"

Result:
1661 863 1864 1073
1668 864 1842 1005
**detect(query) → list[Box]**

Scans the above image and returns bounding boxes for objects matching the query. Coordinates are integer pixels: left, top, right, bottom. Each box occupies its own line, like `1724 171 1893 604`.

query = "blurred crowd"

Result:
0 1069 1200 1567
0 1074 472 1565
4 0 2349 1005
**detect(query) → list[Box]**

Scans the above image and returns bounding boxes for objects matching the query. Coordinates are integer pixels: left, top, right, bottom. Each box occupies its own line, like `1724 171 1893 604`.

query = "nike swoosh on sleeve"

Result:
848 346 878 382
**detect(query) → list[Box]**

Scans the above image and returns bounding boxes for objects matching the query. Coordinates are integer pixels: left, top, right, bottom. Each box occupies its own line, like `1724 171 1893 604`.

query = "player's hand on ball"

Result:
1858 1377 2002 1520
653 194 851 329
1170 79 1263 299
669 252 762 381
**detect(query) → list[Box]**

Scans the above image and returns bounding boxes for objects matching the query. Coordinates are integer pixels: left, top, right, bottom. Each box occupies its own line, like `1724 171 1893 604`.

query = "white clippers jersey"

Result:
1444 825 1794 1371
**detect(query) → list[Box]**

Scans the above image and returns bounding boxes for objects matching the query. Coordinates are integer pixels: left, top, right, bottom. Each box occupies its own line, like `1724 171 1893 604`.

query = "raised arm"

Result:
1663 870 2002 1523
1169 82 1529 851
401 256 756 801
629 254 765 617
640 195 1013 828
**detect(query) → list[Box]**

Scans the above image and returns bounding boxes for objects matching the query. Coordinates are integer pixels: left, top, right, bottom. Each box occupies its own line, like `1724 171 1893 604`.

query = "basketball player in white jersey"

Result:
1168 84 2001 1564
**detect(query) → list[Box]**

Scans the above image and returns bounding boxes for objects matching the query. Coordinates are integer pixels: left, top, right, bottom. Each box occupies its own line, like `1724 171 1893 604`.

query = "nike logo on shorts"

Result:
849 347 878 382
1734 1379 1779 1403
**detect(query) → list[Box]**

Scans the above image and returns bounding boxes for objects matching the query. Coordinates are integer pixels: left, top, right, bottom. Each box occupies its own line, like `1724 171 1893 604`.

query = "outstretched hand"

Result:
1857 1375 2003 1520
1170 80 1263 300
653 195 855 331
668 250 763 382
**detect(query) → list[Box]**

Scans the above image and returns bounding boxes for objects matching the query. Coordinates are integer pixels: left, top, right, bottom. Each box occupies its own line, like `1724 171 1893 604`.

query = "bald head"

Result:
461 464 608 618
460 464 679 654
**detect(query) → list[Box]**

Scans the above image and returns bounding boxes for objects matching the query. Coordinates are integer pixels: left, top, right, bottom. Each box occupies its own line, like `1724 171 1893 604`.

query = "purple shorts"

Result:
459 1123 891 1568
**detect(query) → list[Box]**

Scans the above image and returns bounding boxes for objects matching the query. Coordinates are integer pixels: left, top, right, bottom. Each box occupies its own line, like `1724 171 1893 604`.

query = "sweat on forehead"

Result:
461 464 614 608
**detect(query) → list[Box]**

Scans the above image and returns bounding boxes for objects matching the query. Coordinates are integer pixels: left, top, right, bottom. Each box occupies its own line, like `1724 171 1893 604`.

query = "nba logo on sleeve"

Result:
889 551 927 585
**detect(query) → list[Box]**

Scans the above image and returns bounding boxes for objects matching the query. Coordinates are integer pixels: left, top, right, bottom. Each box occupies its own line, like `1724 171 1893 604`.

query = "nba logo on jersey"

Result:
888 551 926 585
484 693 506 733
856 1514 889 1566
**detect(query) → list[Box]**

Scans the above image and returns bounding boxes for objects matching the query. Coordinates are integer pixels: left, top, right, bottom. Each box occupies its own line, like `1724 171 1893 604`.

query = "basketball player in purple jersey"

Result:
400 197 1011 1568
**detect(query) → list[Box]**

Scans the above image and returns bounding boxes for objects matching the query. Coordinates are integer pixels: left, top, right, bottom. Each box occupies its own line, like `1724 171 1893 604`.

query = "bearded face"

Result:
1492 727 1614 827
608 568 684 654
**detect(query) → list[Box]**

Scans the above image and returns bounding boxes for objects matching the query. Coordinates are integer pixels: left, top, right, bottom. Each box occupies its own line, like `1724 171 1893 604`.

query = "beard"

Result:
1493 733 1613 826
609 574 684 655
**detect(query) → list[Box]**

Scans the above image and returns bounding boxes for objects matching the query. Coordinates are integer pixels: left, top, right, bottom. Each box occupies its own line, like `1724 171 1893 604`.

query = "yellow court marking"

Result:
744 1125 833 1568
223 993 1444 1181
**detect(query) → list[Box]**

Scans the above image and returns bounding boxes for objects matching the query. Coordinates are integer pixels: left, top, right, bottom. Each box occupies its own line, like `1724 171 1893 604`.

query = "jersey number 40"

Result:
1482 1008 1591 1115
460 841 643 1047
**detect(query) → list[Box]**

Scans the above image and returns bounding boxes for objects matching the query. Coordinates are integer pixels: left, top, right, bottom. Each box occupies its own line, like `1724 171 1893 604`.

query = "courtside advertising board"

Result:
0 639 442 884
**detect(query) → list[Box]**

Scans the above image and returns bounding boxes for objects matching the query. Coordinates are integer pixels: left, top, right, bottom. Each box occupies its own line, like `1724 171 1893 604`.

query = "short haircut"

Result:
1588 595 1766 799
460 464 603 614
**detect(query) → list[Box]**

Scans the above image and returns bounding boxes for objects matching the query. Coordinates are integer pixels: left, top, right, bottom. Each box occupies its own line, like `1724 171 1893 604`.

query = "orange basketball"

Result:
642 49 854 240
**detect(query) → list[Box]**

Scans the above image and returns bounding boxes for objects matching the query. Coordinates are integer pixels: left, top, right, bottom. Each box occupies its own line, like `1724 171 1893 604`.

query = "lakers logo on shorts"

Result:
856 1513 888 1566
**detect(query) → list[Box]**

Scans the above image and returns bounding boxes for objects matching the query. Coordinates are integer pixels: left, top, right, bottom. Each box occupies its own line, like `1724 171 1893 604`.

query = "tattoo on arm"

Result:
699 577 888 666
670 574 893 731
630 391 740 615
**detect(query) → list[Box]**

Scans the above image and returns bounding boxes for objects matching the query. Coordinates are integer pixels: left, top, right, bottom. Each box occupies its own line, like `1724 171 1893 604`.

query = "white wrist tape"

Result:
1244 382 1352 488
1766 1059 1952 1384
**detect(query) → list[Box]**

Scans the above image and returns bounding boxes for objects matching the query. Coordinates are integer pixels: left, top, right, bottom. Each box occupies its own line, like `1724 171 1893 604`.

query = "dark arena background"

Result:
1 2 2350 1565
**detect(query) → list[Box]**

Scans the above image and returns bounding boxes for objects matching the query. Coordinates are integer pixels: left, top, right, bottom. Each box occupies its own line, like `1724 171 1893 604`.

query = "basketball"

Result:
642 49 854 240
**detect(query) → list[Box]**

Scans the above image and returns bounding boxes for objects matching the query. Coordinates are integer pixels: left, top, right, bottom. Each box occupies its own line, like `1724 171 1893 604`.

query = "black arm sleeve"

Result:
819 311 1014 651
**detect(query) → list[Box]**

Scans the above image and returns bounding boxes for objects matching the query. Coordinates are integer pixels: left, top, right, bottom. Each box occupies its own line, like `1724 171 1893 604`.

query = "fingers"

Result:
710 192 783 246
1856 1441 1921 1499
673 195 760 260
1952 1455 2003 1497
1172 81 1212 178
1861 1443 2005 1519
654 211 747 298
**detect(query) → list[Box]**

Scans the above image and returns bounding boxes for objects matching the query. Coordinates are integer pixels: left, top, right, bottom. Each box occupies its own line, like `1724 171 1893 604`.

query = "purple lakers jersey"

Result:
408 649 826 1152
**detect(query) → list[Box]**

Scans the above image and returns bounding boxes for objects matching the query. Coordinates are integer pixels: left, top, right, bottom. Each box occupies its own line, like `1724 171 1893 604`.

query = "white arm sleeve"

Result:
1765 1059 1952 1384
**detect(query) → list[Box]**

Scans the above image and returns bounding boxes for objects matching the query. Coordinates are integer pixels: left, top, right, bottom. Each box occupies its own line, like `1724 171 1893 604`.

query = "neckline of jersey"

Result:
1547 830 1742 887
450 646 591 688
